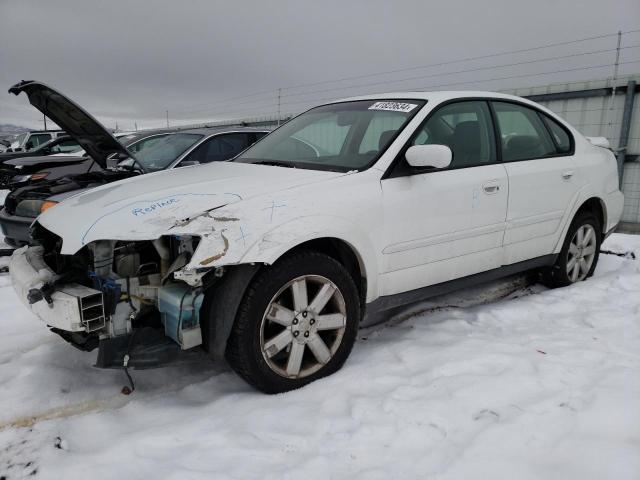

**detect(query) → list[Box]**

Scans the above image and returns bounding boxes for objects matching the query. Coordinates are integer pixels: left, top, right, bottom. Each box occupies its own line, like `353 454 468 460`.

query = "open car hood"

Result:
9 80 130 169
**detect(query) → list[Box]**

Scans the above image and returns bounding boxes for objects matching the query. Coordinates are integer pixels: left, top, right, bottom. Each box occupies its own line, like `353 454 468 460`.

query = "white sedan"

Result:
12 91 624 393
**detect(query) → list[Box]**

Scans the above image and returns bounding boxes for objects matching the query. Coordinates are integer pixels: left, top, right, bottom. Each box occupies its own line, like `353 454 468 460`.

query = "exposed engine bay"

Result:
4 169 138 215
27 222 217 369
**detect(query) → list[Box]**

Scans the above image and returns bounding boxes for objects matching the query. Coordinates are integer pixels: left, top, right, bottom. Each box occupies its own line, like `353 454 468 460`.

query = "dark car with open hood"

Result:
0 130 173 190
0 81 270 247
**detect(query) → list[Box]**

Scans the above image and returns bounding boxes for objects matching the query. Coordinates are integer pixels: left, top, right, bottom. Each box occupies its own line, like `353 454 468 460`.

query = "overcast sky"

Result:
1 0 639 130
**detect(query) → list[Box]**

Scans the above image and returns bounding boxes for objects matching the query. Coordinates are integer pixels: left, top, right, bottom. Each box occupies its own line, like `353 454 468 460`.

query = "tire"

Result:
225 250 361 394
543 210 601 288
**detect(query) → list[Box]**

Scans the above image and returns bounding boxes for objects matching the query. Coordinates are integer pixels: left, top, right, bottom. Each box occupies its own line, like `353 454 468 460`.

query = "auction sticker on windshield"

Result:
368 101 418 113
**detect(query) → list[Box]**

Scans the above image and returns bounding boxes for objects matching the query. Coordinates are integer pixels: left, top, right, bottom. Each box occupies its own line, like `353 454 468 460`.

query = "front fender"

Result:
186 214 380 302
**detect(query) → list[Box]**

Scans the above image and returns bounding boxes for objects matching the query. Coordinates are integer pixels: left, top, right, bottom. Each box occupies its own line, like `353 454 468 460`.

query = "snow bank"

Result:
0 234 638 479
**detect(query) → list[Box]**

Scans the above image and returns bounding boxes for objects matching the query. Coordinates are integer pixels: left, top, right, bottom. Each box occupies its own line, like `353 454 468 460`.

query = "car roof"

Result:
175 126 271 136
334 90 541 106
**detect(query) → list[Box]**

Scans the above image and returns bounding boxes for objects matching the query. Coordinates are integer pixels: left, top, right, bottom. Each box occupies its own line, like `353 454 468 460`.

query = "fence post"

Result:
617 80 637 185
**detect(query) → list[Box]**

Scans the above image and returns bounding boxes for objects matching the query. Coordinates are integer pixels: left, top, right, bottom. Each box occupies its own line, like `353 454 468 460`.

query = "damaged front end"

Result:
12 222 222 369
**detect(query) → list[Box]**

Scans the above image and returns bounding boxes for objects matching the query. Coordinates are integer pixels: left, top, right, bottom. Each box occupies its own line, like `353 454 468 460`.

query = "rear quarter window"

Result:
540 114 573 154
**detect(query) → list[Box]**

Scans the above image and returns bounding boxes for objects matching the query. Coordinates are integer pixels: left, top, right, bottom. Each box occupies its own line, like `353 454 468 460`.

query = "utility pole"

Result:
277 88 282 126
134 121 138 131
606 30 622 142
43 114 47 130
166 110 169 128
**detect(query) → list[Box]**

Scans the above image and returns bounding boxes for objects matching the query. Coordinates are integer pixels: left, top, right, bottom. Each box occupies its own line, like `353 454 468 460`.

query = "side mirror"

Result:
405 144 452 169
24 142 34 150
179 160 200 167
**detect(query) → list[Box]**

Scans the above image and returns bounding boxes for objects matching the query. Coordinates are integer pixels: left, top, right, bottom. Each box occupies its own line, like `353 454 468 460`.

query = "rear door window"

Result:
492 102 557 161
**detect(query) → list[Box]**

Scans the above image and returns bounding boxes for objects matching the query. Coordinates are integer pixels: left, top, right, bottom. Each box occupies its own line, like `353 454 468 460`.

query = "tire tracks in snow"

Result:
0 359 223 432
0 276 540 432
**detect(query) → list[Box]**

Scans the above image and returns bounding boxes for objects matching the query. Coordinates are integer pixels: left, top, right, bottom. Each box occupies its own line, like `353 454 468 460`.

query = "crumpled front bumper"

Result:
10 246 105 332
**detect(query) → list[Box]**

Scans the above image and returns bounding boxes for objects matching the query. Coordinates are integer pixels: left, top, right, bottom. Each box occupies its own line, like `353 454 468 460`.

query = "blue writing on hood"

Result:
132 197 179 216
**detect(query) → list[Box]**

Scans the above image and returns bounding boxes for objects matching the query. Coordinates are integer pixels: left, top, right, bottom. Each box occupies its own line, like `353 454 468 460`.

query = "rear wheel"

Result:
543 211 601 288
225 251 360 393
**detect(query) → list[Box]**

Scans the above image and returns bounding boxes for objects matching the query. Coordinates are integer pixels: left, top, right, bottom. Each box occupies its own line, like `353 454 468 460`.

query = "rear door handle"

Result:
562 170 574 180
482 182 500 194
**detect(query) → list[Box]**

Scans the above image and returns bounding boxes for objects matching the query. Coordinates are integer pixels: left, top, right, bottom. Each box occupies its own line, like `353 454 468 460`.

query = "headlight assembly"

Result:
15 199 46 217
14 199 58 218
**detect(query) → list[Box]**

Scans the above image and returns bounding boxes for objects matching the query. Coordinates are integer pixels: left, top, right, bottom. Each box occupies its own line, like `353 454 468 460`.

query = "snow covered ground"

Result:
0 232 638 480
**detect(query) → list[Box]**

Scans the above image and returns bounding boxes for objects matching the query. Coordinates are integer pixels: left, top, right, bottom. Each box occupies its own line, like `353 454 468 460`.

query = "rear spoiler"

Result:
586 136 610 149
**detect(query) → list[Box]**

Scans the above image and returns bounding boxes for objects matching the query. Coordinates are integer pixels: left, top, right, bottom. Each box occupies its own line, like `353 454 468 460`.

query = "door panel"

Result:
381 164 508 296
492 101 580 264
502 156 577 262
379 100 509 296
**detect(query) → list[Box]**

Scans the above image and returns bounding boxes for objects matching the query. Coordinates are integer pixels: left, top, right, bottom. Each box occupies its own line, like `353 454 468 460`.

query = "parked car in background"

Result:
9 91 623 393
0 135 81 163
0 81 269 247
6 130 66 152
0 130 170 191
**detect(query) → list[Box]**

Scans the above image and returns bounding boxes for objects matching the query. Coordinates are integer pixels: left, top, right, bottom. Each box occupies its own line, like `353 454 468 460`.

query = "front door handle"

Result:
562 170 574 180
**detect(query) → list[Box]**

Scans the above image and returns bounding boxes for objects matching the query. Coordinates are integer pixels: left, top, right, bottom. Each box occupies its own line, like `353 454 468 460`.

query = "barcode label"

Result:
368 101 418 113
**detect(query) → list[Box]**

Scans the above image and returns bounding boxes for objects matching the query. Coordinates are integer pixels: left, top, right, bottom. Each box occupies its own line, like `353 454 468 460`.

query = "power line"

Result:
166 28 640 116
169 46 640 119
174 59 640 121
277 45 640 102
260 60 640 117
279 30 639 92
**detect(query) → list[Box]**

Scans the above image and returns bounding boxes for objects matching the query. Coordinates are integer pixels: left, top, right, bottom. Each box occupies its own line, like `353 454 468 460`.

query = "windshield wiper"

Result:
251 160 296 168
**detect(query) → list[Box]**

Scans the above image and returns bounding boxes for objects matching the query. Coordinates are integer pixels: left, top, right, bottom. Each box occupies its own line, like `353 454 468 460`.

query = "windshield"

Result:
132 133 203 171
235 99 425 171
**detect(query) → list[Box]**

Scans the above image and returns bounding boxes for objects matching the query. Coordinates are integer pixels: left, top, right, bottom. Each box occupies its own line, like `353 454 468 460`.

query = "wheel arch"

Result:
273 237 368 309
575 196 607 234
238 216 379 302
202 233 375 359
553 190 608 254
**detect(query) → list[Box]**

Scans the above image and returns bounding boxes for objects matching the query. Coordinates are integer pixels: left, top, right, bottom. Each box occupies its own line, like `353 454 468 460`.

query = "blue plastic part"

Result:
88 271 121 315
157 283 204 345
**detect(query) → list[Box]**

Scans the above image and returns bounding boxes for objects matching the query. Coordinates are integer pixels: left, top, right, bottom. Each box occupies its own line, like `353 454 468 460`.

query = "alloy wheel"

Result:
260 275 347 379
566 224 597 282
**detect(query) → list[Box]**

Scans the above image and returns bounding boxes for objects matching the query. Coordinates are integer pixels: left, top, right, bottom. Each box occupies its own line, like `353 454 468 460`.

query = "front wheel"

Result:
543 211 601 288
225 251 360 393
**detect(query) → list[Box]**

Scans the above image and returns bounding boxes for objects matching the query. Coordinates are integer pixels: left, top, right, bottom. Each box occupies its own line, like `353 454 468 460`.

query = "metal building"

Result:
508 74 640 232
